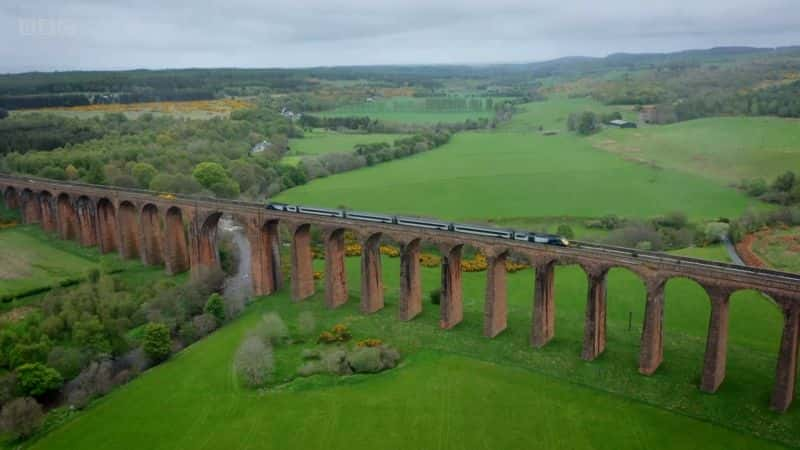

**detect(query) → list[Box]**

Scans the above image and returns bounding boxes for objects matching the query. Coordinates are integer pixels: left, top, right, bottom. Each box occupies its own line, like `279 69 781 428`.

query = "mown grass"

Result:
276 131 759 222
27 253 796 449
591 116 800 184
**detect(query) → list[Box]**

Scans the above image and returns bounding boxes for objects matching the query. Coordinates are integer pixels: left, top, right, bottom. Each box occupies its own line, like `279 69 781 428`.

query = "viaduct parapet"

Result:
2 174 799 412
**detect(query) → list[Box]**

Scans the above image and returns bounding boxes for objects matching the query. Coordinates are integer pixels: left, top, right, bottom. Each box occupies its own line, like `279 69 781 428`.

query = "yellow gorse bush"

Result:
419 253 441 267
345 244 362 256
379 245 400 257
356 338 383 348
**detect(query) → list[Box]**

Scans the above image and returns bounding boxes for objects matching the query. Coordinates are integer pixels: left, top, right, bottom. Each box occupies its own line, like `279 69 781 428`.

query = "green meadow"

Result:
276 131 758 222
11 97 800 449
28 251 798 449
318 96 497 124
591 116 800 183
0 225 171 310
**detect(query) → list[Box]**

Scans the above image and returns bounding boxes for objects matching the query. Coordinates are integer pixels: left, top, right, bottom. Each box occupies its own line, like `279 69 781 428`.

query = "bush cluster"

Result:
317 324 351 344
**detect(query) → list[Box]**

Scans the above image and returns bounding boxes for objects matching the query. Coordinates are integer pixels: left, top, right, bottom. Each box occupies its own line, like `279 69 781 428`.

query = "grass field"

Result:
500 97 638 132
12 96 798 448
749 226 800 273
318 96 497 124
287 130 408 156
276 131 759 223
591 116 800 184
27 250 797 449
11 98 252 120
0 225 166 311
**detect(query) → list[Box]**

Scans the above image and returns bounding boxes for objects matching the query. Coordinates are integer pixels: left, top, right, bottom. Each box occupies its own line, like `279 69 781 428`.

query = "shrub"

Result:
317 331 337 344
356 338 383 348
142 323 171 363
347 347 383 373
257 313 289 346
345 243 362 256
378 346 401 369
64 359 114 402
297 311 316 338
234 336 274 388
192 313 218 338
347 346 401 373
297 362 321 377
379 245 400 257
15 363 63 397
0 374 18 408
204 294 226 324
0 397 43 439
419 253 441 267
67 388 92 410
430 288 441 305
655 211 688 229
331 324 351 341
600 214 623 230
316 324 351 344
323 350 352 375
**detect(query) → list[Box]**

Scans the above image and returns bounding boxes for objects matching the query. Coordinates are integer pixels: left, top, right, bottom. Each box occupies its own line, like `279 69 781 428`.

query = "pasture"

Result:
27 251 798 449
0 225 163 309
275 131 759 222
0 226 100 304
592 116 800 183
318 96 498 124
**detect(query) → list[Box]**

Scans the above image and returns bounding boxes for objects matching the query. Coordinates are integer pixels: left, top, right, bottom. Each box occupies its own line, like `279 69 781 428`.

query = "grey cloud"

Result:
1 0 799 72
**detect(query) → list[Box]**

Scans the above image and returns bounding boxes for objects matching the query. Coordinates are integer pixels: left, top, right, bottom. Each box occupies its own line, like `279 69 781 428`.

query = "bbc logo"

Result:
18 18 78 37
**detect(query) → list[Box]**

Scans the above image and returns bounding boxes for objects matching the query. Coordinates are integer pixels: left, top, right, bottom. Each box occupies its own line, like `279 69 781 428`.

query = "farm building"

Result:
607 119 637 128
638 105 676 124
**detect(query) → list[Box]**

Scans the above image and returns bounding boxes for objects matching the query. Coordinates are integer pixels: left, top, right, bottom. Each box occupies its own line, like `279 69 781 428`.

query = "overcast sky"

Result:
2 0 800 73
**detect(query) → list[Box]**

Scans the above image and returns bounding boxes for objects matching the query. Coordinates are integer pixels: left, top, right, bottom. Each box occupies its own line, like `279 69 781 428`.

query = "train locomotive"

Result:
266 202 570 247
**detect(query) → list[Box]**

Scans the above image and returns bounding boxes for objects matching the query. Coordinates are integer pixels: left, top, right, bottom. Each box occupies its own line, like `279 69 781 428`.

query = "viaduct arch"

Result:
1 174 799 413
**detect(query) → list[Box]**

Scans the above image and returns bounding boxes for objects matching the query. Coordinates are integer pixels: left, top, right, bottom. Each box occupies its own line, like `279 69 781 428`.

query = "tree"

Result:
204 294 226 324
234 335 274 388
773 171 796 192
131 162 157 188
0 397 43 439
192 162 229 189
73 315 111 355
142 323 171 363
64 164 80 180
745 178 768 197
209 179 240 199
15 363 63 397
254 313 288 346
577 112 599 135
556 224 574 239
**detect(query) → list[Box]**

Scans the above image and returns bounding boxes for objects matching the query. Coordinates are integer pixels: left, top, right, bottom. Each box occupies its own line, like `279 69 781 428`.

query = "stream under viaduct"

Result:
2 174 799 412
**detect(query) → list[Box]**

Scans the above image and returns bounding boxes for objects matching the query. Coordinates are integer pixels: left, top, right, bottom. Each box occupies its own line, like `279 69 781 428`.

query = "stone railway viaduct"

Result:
2 174 799 412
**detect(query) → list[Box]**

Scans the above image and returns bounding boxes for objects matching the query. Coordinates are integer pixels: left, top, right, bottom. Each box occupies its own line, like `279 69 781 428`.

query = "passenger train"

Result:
266 203 570 247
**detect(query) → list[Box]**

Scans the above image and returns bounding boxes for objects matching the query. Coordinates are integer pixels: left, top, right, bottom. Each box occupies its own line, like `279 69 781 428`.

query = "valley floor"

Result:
25 253 799 450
